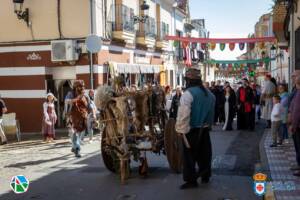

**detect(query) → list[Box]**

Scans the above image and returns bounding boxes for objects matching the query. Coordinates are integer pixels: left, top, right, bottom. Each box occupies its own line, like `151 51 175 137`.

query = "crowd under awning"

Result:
115 63 161 74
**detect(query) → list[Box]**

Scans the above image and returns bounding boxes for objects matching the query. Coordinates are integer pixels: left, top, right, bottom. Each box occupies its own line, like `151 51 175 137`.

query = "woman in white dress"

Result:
223 86 236 131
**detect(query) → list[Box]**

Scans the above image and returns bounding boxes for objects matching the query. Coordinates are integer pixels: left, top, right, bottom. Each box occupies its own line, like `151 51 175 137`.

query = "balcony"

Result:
156 21 169 50
272 2 288 47
137 17 156 48
109 4 136 44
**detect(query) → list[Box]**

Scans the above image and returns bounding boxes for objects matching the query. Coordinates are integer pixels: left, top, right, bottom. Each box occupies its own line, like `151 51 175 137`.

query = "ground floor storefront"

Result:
0 42 164 133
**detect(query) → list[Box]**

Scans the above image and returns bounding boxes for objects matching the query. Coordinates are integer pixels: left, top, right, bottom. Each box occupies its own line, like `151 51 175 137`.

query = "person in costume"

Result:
65 80 91 158
176 67 215 189
42 93 57 143
261 75 276 128
236 78 255 131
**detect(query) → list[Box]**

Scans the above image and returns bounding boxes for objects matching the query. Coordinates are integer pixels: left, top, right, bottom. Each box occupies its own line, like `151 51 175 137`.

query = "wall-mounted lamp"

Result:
13 0 30 26
133 1 149 24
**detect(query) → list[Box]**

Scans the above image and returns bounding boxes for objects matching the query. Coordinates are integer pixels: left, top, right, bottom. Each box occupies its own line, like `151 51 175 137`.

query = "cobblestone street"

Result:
0 124 264 200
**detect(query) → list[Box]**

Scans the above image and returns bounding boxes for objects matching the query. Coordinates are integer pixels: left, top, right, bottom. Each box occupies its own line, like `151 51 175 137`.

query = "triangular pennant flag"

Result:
229 43 235 51
239 43 245 50
220 43 226 51
210 43 216 51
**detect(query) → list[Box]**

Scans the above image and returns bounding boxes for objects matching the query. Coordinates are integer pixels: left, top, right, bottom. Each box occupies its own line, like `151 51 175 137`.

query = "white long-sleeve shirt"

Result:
175 90 193 134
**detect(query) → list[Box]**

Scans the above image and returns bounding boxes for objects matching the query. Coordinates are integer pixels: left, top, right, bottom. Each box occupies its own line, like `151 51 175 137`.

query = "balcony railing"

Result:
157 21 169 41
144 17 156 38
109 4 135 33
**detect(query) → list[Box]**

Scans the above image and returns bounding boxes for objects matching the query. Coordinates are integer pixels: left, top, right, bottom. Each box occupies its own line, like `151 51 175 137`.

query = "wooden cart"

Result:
95 85 182 183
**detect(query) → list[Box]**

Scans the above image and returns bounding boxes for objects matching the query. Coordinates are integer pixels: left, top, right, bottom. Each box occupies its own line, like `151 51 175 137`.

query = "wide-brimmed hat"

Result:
185 67 202 80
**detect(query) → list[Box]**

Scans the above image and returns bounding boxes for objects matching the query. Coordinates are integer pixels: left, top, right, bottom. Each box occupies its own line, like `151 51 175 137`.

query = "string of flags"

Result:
173 40 271 51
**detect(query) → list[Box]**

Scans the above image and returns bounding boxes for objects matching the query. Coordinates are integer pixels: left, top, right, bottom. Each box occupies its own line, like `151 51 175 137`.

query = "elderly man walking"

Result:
176 68 215 189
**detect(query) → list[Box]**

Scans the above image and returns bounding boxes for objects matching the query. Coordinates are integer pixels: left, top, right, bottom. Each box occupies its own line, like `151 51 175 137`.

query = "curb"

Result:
259 128 276 200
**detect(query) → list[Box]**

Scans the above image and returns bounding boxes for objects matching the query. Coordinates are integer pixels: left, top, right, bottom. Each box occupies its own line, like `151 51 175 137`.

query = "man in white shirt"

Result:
175 68 215 189
270 95 282 147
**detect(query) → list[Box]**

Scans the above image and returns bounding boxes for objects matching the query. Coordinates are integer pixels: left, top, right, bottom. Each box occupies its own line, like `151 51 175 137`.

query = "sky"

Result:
189 0 274 60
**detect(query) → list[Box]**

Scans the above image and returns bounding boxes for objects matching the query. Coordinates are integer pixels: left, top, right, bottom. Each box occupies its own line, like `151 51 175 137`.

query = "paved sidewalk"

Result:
263 129 300 200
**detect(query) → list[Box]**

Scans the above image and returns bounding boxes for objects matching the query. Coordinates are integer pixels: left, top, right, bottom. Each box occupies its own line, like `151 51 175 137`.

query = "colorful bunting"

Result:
210 43 216 50
229 43 235 51
239 43 245 50
220 43 226 51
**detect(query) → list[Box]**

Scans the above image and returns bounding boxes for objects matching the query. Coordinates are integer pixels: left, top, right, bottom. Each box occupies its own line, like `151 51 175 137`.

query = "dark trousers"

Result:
237 109 255 130
292 129 300 166
182 128 212 183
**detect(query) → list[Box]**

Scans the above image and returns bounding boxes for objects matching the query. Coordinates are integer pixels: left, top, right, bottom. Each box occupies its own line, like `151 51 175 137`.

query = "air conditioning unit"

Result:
51 40 79 62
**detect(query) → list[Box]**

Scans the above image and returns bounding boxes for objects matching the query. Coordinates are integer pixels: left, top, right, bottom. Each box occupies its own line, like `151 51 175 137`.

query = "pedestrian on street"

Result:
236 78 255 131
42 93 57 143
270 95 282 147
65 80 91 158
222 85 236 131
0 96 8 145
210 81 221 124
278 84 289 143
176 67 215 189
289 74 300 176
165 85 172 115
261 75 276 128
169 86 182 119
87 89 97 143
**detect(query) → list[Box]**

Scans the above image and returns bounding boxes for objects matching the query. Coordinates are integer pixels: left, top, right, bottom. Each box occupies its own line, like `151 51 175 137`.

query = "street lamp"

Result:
133 0 150 24
12 0 30 26
270 45 277 59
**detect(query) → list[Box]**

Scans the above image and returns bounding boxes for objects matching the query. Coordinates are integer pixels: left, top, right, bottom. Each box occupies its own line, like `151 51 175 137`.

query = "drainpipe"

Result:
89 0 96 89
290 6 295 91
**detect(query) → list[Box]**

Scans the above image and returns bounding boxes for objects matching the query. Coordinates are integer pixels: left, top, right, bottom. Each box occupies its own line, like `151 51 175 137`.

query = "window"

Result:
161 22 169 40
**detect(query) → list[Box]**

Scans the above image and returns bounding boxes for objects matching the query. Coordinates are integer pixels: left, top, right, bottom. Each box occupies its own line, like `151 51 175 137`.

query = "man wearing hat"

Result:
176 67 215 189
65 80 91 158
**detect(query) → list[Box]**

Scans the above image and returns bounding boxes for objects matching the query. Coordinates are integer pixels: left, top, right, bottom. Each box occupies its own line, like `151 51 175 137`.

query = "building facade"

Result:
0 0 187 132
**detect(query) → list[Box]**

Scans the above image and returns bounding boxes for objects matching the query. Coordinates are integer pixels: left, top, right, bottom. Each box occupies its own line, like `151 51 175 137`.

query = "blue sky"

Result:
190 0 274 60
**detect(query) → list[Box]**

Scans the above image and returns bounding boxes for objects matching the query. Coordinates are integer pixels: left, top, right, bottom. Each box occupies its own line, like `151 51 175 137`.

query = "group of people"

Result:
0 81 97 159
29 80 97 158
269 71 300 177
167 68 300 188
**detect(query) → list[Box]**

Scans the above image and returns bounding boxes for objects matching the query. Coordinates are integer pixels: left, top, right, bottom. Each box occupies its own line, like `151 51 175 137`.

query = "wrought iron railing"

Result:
144 17 156 38
109 4 135 33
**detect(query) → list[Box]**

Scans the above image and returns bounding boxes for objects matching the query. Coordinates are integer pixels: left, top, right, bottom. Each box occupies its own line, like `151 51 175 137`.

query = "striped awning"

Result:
116 63 160 74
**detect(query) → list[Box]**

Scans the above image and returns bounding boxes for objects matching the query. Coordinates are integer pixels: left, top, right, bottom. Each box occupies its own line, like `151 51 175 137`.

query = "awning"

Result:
116 63 160 74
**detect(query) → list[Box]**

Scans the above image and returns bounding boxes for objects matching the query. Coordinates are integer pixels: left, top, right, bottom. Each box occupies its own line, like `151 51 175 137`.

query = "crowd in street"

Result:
1 69 300 189
165 69 300 189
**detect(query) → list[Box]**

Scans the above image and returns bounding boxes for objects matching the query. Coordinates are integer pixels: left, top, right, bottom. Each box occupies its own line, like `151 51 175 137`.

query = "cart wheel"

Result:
164 118 182 173
101 128 118 173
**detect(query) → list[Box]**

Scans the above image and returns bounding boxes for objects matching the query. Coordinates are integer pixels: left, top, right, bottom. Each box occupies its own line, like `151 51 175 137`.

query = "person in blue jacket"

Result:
176 67 216 189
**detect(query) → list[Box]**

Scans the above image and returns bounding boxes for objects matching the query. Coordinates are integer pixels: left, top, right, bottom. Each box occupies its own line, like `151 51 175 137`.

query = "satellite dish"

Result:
85 35 102 53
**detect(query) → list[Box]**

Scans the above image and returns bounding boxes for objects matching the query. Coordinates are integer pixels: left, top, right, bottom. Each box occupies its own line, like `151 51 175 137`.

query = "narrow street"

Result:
0 123 264 200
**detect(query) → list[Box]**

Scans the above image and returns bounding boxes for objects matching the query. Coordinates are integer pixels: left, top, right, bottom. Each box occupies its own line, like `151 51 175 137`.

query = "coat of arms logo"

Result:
253 173 267 196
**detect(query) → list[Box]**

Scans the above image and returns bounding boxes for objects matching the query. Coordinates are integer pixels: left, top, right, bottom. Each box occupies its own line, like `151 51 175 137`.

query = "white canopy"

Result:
116 63 160 74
